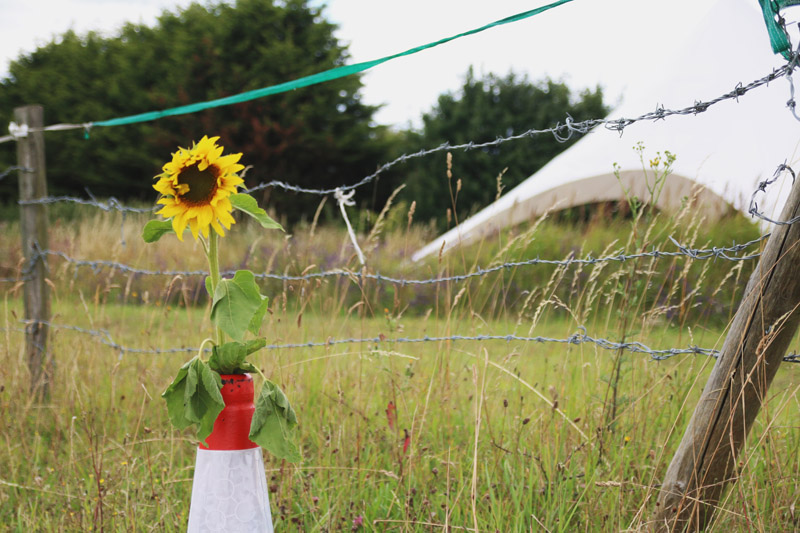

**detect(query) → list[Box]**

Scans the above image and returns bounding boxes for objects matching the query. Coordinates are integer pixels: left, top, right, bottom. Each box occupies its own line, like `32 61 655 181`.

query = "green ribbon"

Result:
93 0 574 127
759 0 800 59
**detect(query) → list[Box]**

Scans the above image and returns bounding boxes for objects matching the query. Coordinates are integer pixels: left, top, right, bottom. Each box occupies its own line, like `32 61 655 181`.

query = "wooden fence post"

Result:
649 177 800 531
14 105 51 399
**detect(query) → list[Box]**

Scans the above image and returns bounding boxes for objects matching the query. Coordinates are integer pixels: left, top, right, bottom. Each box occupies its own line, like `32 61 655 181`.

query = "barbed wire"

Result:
243 65 793 197
14 64 795 211
0 235 766 286
748 163 800 225
0 165 33 181
5 319 798 363
17 194 154 213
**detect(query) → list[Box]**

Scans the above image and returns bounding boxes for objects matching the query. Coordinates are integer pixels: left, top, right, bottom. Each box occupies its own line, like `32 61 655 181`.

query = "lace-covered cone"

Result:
187 375 273 532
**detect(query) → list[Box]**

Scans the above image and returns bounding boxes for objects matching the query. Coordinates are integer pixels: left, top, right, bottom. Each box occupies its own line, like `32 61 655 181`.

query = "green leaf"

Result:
183 358 225 445
204 276 212 297
237 361 259 374
248 296 269 336
208 338 266 374
210 270 268 342
230 193 284 231
162 358 195 430
142 219 176 243
249 380 302 463
243 337 267 355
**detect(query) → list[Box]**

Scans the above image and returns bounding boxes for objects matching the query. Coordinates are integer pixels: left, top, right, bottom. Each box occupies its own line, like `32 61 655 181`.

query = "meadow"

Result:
0 196 798 532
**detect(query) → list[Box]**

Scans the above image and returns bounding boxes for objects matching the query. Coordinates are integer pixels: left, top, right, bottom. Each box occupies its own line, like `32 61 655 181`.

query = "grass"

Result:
0 196 798 532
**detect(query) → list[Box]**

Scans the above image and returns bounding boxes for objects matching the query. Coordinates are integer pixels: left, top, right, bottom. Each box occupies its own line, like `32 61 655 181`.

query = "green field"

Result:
0 205 798 532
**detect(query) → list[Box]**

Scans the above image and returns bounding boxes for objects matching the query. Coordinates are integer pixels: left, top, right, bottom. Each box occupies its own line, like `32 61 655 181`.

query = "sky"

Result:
0 0 791 128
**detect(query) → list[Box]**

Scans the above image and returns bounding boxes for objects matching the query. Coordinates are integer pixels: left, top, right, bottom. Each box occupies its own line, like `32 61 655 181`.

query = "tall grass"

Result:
0 193 797 532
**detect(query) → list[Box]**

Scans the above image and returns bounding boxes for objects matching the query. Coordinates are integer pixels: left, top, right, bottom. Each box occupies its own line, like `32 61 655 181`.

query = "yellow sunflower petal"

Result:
215 153 243 168
197 205 214 231
217 206 236 229
172 213 189 241
211 218 225 237
188 218 201 241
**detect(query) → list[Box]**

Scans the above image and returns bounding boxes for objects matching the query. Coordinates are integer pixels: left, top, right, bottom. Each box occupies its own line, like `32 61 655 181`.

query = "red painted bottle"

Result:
187 374 274 532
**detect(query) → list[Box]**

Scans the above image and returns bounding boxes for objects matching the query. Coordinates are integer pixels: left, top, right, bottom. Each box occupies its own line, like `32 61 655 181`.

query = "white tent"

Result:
412 0 800 262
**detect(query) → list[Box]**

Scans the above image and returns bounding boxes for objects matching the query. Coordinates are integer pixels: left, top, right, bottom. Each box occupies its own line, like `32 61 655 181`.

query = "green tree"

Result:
0 0 393 221
402 69 608 228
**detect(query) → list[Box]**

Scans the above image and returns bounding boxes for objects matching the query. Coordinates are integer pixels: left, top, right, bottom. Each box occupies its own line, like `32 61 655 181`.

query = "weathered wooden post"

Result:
14 105 51 399
650 177 800 531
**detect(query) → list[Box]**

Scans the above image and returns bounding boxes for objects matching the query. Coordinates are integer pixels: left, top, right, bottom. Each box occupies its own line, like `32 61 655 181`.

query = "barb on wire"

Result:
748 163 800 225
7 319 798 363
19 235 765 286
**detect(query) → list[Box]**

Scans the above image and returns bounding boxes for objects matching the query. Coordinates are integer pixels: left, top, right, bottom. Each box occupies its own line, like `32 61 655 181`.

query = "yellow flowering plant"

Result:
142 136 300 462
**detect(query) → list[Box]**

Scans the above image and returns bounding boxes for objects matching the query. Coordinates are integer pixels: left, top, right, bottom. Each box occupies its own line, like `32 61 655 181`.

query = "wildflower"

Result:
153 135 244 240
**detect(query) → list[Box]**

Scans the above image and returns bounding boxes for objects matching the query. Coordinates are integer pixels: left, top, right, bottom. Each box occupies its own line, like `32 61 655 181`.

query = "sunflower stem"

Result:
207 231 225 345
197 337 215 362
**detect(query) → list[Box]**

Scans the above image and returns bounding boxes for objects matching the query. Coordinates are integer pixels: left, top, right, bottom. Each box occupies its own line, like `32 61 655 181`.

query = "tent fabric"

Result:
412 0 800 262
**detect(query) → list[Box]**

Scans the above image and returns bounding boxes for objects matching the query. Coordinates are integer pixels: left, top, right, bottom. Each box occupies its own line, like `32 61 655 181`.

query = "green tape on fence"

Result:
759 0 800 59
93 0 574 128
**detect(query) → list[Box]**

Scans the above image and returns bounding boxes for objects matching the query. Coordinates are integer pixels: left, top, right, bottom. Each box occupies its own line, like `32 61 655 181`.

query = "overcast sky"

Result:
0 0 789 128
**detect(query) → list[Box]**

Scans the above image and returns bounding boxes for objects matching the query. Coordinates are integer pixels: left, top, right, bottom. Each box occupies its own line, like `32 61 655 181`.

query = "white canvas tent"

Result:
412 0 800 262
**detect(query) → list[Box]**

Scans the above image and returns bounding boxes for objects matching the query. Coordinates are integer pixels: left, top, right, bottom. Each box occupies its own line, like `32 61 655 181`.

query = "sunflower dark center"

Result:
177 162 218 204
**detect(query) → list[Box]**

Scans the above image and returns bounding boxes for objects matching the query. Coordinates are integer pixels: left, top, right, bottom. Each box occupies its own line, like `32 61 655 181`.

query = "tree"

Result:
402 69 608 228
0 0 393 221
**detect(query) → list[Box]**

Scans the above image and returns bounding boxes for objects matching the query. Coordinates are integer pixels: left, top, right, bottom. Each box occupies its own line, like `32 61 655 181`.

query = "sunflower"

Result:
153 135 245 241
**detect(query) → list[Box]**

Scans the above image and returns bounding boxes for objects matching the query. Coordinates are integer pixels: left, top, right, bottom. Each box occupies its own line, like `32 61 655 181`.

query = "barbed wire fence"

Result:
3 59 800 366
1 319 798 363
12 63 796 206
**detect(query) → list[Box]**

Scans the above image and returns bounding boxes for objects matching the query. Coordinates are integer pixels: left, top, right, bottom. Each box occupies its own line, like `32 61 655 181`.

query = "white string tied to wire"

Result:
334 187 366 265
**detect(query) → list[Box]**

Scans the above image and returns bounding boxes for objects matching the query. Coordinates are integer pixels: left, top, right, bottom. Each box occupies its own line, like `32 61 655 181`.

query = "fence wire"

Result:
4 65 800 370
14 64 796 210
5 319 798 363
0 165 33 181
749 163 800 225
244 65 794 197
0 235 768 286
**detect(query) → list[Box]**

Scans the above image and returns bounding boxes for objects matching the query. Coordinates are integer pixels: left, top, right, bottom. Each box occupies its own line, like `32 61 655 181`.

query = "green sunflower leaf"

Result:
250 380 302 463
237 361 259 374
230 193 284 231
211 270 268 342
162 358 195 430
244 337 267 355
208 338 267 375
183 358 224 445
142 219 176 243
248 296 270 336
